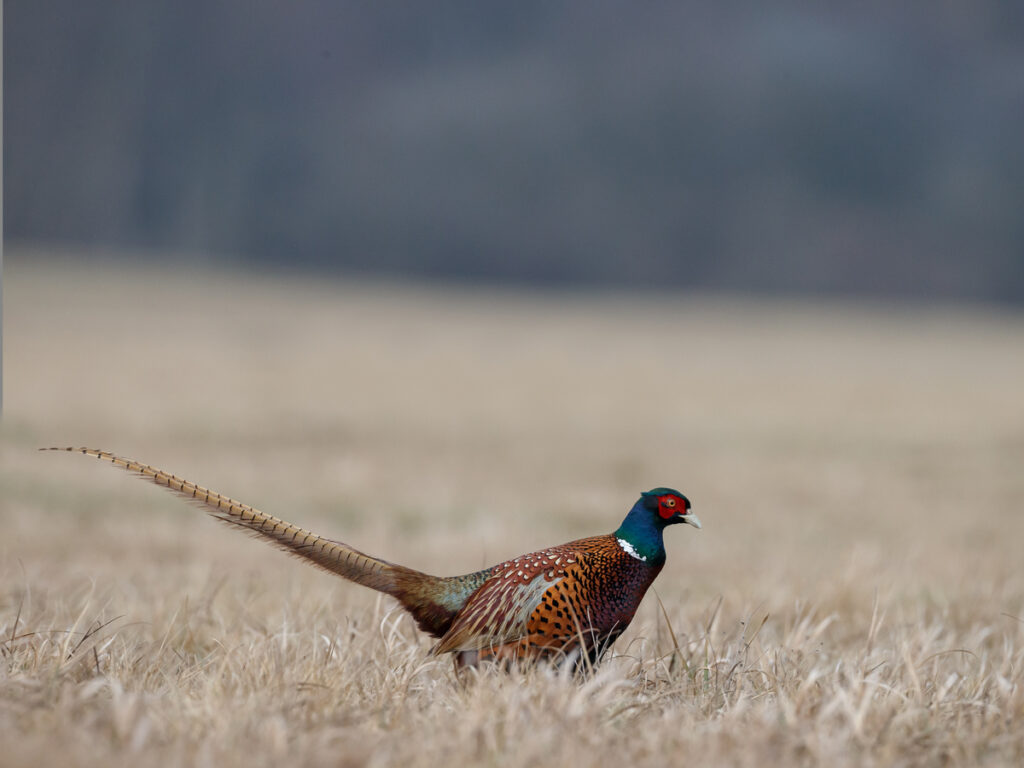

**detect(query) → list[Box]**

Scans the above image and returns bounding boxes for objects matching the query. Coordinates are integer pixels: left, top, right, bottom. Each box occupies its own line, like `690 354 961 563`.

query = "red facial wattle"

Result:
658 495 680 519
653 492 701 529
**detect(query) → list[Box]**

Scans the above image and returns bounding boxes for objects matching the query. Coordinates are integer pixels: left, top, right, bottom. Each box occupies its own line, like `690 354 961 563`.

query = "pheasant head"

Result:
613 487 700 566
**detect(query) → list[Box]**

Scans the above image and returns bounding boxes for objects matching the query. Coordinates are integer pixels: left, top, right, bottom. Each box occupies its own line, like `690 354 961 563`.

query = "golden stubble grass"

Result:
2 253 1023 766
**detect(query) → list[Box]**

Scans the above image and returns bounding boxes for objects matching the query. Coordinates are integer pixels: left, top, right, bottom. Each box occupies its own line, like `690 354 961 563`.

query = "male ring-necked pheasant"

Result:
46 448 701 668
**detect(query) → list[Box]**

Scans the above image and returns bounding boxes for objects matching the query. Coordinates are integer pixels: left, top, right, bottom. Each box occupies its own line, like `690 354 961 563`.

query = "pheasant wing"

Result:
433 545 585 654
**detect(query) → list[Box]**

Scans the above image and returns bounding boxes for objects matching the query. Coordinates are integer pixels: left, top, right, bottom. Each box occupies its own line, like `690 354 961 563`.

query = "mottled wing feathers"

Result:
434 540 598 654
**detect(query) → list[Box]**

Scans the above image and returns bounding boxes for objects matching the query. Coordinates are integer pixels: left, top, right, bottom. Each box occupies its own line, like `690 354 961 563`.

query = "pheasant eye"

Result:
665 498 676 508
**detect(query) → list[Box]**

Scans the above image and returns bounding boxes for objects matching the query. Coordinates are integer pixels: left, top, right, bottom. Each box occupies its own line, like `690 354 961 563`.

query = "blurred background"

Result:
3 0 1024 608
3 12 1024 761
6 1 1024 300
4 8 1024 764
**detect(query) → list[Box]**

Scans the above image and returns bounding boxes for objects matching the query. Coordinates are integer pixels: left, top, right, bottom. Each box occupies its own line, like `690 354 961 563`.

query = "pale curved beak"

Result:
681 513 702 529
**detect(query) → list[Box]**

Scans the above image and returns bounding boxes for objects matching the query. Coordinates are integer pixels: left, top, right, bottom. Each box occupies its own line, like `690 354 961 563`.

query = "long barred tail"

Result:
42 447 431 599
44 447 490 639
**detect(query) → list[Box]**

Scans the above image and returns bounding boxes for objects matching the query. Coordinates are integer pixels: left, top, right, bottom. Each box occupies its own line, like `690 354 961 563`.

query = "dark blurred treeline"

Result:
6 1 1024 300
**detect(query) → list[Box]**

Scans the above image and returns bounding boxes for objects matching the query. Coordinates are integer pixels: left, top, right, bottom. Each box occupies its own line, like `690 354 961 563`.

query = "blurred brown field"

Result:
2 253 1023 767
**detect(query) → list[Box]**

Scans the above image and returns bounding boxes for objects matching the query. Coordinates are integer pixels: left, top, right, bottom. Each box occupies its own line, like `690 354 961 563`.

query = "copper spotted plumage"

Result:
45 448 701 669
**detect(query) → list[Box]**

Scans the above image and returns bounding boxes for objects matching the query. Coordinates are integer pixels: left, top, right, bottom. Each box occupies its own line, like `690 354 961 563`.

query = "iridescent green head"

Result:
614 488 700 565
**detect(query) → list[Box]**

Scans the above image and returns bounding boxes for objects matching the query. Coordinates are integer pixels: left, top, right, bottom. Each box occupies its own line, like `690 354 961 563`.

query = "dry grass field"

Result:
2 253 1023 766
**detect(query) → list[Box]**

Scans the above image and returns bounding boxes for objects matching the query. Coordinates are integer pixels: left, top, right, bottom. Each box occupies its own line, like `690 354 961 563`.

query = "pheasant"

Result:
45 447 701 668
